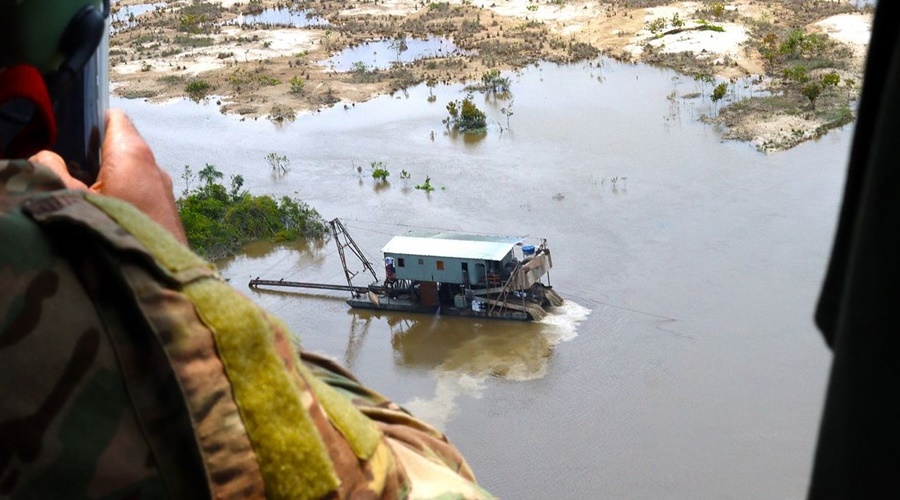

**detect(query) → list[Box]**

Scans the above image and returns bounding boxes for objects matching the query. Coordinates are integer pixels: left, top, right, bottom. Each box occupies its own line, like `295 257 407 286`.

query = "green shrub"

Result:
822 72 841 88
415 176 435 193
158 74 185 85
783 65 809 84
289 75 305 94
177 164 326 259
474 69 510 94
647 18 667 34
801 82 822 109
697 23 725 33
257 75 280 86
371 161 390 182
173 35 214 48
269 104 296 123
712 82 728 103
178 1 222 34
350 61 378 83
445 96 487 133
185 78 212 101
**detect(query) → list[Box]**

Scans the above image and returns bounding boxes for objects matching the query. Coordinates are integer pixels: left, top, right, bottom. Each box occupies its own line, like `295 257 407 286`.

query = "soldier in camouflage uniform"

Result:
0 1 492 498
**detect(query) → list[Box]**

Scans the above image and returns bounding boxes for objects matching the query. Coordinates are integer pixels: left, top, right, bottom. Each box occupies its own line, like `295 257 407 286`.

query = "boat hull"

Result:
346 296 533 321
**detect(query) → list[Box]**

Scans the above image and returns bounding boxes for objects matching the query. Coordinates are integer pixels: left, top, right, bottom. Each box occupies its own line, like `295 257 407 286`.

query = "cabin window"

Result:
436 260 445 271
461 263 468 271
418 258 424 265
398 258 405 267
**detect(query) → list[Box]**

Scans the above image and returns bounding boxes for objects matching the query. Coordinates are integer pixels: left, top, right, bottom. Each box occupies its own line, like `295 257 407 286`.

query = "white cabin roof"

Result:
382 233 522 261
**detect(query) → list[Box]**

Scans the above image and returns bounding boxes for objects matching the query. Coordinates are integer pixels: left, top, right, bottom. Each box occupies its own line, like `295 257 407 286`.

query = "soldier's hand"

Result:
30 109 187 244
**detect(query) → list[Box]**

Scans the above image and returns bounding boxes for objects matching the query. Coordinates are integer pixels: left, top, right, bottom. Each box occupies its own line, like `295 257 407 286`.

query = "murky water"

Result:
115 57 850 499
238 8 329 28
110 2 167 32
323 37 466 71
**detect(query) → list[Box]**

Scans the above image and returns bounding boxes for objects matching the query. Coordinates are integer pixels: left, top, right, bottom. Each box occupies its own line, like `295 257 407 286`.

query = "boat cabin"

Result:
381 231 548 288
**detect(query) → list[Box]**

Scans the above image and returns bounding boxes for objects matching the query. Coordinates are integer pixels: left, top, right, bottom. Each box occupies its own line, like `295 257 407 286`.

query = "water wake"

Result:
404 299 591 430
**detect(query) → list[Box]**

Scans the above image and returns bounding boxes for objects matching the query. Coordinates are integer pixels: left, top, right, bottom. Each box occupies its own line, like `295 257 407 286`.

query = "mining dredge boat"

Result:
249 219 563 321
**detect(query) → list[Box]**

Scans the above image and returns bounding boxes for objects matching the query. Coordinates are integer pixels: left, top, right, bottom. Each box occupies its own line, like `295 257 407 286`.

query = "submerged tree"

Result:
711 82 728 114
426 76 438 103
445 96 487 133
370 161 390 182
389 35 408 61
693 72 715 99
479 69 511 94
266 152 290 174
415 176 435 193
500 99 515 130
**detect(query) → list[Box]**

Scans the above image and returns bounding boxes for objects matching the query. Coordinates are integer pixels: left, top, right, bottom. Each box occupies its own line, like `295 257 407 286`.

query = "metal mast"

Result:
329 218 379 296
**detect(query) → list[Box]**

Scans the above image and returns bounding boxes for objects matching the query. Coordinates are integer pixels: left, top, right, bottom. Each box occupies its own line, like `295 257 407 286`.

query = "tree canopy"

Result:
445 96 487 133
178 163 327 260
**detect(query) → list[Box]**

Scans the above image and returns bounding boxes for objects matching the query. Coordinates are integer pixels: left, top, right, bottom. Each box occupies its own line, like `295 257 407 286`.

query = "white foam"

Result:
538 299 592 345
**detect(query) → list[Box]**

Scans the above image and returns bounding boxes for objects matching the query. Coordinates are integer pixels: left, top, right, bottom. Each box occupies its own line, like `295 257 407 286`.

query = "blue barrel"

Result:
522 244 536 257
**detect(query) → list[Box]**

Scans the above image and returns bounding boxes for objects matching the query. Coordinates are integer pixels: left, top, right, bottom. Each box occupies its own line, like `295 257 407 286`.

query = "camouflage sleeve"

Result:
301 351 481 484
0 160 492 499
0 160 203 498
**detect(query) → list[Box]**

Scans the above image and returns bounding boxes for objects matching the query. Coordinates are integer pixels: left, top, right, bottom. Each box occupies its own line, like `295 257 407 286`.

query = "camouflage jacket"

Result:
0 160 492 499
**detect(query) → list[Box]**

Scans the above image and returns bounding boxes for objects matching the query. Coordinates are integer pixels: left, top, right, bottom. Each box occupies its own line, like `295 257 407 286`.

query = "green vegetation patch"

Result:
120 88 160 99
173 34 215 48
370 161 390 182
177 164 327 259
444 95 487 133
158 74 186 86
465 69 510 94
289 76 306 95
350 61 380 83
185 78 213 101
269 104 296 123
179 0 223 34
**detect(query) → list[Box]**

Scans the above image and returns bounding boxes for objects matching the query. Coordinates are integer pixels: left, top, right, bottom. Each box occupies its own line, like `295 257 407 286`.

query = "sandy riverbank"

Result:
110 0 873 152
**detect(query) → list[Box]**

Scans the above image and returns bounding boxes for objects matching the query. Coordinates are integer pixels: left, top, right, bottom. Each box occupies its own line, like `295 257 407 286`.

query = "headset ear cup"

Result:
59 5 105 73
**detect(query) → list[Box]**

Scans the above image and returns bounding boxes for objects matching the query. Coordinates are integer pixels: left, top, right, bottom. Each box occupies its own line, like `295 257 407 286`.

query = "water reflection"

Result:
345 301 589 429
323 37 466 71
238 8 328 28
444 128 488 146
259 237 324 260
216 238 330 282
110 2 167 32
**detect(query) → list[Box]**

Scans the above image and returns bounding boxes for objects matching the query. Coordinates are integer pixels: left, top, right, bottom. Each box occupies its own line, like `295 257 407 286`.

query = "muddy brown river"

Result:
116 58 851 498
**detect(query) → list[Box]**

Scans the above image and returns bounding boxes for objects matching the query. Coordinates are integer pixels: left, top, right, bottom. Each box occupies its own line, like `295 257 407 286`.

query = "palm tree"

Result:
199 163 222 185
198 163 223 194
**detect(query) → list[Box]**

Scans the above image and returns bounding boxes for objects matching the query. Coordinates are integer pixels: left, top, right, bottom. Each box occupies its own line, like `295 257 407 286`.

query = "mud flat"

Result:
110 0 873 152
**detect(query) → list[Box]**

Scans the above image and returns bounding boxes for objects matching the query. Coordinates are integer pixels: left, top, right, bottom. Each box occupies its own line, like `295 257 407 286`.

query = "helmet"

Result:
0 0 108 73
0 0 110 181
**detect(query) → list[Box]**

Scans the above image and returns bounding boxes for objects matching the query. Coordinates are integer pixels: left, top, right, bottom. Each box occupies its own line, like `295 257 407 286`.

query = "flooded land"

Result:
117 53 853 497
108 1 873 498
110 0 873 152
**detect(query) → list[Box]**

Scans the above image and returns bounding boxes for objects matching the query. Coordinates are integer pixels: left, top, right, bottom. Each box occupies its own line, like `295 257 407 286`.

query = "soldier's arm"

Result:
29 108 186 244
